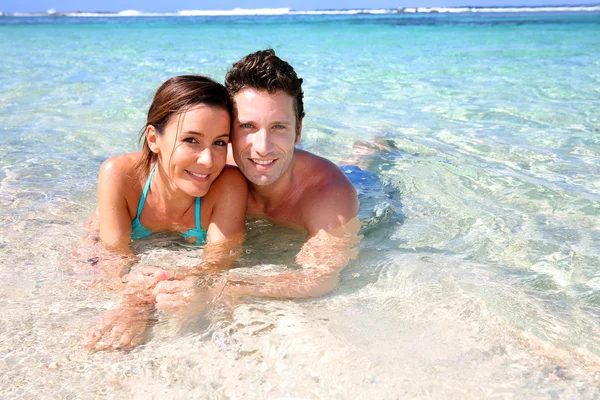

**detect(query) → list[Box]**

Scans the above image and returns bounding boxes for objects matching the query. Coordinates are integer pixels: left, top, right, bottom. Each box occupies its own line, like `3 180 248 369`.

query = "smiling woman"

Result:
96 75 247 248
78 75 248 351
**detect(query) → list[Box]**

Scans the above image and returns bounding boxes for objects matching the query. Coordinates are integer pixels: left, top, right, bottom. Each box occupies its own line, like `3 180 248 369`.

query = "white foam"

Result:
468 6 600 12
117 9 143 16
398 5 600 13
3 5 600 17
178 8 290 16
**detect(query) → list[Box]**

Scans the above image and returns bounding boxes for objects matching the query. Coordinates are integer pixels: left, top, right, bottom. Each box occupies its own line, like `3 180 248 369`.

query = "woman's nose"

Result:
196 147 213 167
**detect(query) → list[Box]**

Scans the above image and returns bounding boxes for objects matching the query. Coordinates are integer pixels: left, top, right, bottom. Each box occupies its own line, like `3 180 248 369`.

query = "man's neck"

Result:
248 154 298 213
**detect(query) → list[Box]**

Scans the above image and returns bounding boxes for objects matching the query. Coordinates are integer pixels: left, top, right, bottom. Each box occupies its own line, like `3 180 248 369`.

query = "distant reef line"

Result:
2 5 600 17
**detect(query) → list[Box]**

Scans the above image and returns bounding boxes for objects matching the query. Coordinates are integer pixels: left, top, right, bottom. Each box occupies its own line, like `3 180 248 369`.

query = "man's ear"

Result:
146 125 160 153
295 119 303 145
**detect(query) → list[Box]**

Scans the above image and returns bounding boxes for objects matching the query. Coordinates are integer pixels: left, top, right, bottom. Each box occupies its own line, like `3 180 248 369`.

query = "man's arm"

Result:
152 180 359 311
222 182 360 299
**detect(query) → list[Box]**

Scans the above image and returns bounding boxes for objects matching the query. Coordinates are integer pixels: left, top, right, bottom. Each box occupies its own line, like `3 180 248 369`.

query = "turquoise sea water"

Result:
1 12 600 398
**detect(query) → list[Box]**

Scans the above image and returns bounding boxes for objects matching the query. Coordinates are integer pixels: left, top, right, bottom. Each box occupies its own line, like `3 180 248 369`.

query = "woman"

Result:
83 75 247 351
97 74 246 248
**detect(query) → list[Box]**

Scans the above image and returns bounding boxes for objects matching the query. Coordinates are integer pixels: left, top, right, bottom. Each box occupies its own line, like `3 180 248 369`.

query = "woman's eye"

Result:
214 140 228 147
183 137 197 144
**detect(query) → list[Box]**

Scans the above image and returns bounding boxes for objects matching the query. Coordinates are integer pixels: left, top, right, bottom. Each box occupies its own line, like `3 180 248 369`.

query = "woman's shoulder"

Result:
98 152 144 189
203 166 248 208
100 153 142 177
212 165 248 192
100 152 141 172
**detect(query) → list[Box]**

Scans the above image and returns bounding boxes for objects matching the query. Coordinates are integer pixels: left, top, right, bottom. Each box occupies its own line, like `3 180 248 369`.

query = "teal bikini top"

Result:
131 165 207 244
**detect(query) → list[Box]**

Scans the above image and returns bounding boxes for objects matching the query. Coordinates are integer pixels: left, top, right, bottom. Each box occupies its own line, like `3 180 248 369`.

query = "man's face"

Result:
231 89 300 187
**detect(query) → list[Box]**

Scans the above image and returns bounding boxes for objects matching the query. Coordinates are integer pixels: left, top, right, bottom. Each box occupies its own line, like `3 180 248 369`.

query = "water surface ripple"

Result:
1 13 599 399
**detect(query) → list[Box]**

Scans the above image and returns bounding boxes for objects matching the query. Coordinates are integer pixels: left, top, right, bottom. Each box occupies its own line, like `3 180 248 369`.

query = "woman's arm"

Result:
205 166 248 244
177 166 248 277
97 155 137 250
74 155 139 290
152 167 248 314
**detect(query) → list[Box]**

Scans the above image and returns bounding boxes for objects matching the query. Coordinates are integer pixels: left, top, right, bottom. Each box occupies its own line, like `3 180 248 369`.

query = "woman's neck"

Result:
147 164 195 219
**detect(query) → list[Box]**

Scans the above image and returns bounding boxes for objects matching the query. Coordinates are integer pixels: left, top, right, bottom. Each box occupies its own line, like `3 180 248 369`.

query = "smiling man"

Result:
225 49 358 236
152 49 360 308
217 49 360 297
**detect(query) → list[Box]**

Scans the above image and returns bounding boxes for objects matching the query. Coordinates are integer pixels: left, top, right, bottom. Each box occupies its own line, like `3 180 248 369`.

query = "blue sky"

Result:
1 0 597 12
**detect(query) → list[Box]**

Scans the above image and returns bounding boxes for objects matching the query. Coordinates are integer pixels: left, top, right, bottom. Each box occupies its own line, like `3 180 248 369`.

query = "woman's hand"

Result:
82 305 154 351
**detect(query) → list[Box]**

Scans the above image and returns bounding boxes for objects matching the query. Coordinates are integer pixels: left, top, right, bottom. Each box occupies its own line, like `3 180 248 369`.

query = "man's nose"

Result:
252 128 273 155
196 147 213 167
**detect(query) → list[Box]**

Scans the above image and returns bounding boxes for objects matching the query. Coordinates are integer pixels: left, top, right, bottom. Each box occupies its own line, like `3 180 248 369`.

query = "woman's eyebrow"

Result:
182 130 204 136
182 131 229 138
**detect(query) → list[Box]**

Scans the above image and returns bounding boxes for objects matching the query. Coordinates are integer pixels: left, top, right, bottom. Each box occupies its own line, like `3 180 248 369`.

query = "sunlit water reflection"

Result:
1 12 600 399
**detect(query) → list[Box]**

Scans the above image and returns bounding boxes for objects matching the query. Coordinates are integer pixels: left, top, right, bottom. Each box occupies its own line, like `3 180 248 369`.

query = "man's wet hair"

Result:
225 49 305 134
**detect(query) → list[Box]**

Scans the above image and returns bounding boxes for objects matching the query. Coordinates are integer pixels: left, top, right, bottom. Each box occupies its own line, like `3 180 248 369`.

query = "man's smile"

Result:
250 158 277 168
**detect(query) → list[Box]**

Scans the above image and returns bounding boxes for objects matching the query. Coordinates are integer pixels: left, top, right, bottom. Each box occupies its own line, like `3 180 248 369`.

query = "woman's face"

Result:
149 105 231 198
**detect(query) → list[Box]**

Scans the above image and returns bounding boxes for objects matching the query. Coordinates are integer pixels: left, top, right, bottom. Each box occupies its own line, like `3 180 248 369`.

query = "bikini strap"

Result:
136 165 156 218
195 196 201 229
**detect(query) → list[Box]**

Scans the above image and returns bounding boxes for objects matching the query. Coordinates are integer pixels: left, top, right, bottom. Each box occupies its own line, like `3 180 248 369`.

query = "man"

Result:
154 49 360 309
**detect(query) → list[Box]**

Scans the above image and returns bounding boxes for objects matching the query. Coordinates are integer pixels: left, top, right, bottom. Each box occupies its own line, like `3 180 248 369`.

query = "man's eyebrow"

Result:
235 119 293 125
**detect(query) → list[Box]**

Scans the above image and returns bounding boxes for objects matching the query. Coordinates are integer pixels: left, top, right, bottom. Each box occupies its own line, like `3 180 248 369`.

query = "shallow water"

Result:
1 12 600 399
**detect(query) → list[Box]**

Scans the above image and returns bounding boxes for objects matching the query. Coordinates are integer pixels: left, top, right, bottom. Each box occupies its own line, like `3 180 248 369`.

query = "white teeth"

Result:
188 171 208 178
252 159 274 165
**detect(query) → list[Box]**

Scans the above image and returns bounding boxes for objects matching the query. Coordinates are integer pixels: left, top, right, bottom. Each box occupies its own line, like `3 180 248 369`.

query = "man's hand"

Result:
121 266 175 304
82 305 154 351
153 275 227 316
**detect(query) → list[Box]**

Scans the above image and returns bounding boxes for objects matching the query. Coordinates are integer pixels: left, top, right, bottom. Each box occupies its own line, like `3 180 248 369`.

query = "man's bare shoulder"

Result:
295 150 354 188
294 150 358 233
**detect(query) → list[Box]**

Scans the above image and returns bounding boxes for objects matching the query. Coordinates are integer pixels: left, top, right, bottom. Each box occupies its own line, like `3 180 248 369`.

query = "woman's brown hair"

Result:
136 75 233 176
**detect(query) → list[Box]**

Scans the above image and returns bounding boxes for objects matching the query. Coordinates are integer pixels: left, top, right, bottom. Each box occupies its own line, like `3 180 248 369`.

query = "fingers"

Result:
82 312 115 349
154 295 187 314
154 278 206 315
152 279 188 295
84 325 145 351
82 308 152 351
82 328 104 350
154 287 195 311
154 292 208 316
137 266 172 280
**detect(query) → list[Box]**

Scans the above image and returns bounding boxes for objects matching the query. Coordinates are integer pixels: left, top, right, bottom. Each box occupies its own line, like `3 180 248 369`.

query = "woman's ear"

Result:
146 125 160 154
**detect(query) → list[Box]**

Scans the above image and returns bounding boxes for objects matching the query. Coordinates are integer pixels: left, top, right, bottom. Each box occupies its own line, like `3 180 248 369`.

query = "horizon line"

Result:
2 4 600 15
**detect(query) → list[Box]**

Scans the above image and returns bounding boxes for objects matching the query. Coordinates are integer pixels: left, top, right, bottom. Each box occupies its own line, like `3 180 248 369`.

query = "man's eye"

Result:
241 123 253 129
273 125 285 129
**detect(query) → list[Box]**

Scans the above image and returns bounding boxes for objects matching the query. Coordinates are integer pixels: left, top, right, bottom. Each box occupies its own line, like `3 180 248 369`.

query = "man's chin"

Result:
249 174 276 187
